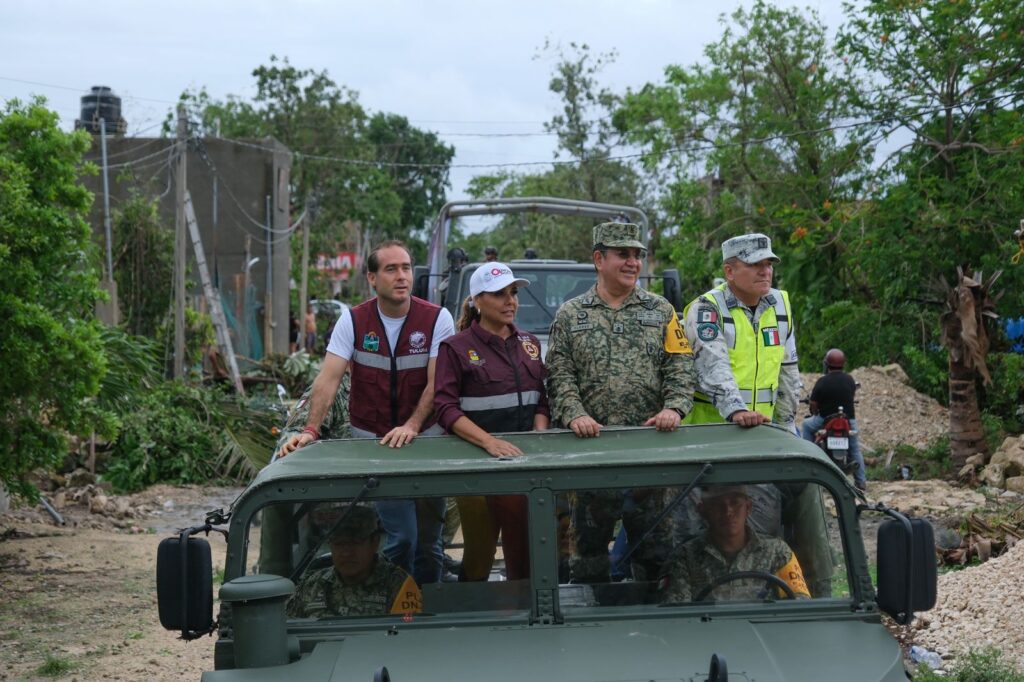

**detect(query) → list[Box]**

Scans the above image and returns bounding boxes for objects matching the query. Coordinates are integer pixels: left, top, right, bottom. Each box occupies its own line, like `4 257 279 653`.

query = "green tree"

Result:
838 0 1024 451
466 43 649 263
174 57 454 293
112 194 172 338
615 1 873 333
0 99 111 499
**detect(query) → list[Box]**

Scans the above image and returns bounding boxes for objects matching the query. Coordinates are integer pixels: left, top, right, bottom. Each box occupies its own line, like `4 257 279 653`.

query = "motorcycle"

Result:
812 406 858 476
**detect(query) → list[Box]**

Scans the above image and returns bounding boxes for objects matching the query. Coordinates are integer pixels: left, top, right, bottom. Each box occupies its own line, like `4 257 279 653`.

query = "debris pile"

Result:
960 434 1024 493
799 364 949 452
914 540 1024 671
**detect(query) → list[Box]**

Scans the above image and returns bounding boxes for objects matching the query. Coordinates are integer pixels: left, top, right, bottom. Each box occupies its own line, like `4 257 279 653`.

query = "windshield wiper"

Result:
289 477 380 583
519 285 555 323
614 462 713 572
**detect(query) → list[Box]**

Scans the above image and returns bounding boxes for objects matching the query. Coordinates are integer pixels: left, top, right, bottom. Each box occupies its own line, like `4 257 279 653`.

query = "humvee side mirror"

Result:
662 269 683 311
157 532 215 639
875 513 937 624
412 265 430 300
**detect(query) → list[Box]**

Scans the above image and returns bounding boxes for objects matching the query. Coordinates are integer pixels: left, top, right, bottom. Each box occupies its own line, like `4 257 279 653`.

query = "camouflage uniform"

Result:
682 233 800 426
274 372 352 453
286 557 422 618
545 221 696 583
260 374 353 577
683 286 801 425
664 527 810 602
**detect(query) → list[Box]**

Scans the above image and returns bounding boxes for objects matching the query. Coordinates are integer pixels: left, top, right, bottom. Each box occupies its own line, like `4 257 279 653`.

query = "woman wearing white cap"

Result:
433 262 550 580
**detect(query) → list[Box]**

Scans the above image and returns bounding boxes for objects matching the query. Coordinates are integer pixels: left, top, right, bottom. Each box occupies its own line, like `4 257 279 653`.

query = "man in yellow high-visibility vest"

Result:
682 233 801 429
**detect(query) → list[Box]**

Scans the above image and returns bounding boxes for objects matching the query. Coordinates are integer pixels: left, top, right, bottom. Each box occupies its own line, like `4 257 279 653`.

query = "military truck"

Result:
412 197 684 353
157 425 936 681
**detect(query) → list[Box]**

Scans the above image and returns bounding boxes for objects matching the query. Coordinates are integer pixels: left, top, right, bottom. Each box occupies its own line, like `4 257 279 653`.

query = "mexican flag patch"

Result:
762 327 781 346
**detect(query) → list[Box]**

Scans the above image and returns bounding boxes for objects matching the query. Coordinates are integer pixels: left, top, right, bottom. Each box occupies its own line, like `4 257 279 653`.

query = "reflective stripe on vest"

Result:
459 390 541 413
353 350 430 372
688 286 791 421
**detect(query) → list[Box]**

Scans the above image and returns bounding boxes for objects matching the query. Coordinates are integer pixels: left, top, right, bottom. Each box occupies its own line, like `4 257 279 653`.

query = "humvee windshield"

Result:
247 479 852 621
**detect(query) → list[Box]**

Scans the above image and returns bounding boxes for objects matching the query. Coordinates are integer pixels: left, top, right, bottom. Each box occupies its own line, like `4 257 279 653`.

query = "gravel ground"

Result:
914 540 1024 672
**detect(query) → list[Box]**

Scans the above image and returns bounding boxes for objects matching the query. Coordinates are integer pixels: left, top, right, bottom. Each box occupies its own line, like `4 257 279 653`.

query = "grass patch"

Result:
35 655 76 677
125 631 144 640
214 566 226 586
830 560 878 598
914 646 1024 681
866 439 955 482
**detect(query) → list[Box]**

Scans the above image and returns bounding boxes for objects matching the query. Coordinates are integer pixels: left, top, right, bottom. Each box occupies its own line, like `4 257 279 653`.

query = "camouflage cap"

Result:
313 502 381 541
700 484 750 501
593 221 646 251
721 233 780 264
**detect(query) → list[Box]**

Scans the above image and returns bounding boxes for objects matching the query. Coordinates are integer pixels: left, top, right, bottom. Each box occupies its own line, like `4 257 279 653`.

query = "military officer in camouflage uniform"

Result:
679 234 833 597
682 233 800 428
664 485 810 603
546 221 696 583
287 503 422 618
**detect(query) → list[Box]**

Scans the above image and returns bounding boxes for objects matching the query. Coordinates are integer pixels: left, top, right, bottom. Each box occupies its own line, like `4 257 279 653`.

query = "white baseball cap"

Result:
469 262 530 298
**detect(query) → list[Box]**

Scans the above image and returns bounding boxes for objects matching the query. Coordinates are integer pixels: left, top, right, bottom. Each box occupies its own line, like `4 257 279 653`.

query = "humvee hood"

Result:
202 616 906 682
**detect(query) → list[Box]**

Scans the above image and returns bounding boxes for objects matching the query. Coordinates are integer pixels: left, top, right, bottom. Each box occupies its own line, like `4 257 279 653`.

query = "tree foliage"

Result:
465 43 650 263
615 1 873 331
0 99 110 498
174 56 455 286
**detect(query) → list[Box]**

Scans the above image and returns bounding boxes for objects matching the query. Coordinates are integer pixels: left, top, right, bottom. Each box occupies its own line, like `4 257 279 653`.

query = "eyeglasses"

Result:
599 248 646 262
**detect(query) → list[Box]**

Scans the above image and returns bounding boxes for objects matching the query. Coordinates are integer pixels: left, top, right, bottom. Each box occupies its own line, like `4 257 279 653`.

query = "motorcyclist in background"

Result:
801 349 866 491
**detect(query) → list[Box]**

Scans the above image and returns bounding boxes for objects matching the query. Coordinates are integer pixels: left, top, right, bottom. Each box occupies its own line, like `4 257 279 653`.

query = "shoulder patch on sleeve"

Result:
664 311 693 354
696 304 719 324
696 322 719 342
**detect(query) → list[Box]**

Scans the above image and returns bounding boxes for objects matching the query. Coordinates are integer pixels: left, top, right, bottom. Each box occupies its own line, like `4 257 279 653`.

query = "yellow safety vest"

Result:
684 285 792 424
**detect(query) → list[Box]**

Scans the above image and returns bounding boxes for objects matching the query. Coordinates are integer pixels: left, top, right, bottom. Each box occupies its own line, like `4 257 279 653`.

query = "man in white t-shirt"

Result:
278 239 455 584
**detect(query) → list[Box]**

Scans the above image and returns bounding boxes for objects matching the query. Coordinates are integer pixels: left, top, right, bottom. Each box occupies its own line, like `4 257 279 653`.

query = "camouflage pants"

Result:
569 488 672 583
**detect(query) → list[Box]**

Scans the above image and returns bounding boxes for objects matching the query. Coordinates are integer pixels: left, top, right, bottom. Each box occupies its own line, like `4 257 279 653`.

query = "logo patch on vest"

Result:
698 306 718 324
467 349 482 364
409 330 427 350
697 323 719 342
576 311 588 321
521 339 540 359
362 332 380 352
762 327 781 346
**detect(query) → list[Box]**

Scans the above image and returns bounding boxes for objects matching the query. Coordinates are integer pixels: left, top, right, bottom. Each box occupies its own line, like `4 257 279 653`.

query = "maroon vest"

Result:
349 296 442 436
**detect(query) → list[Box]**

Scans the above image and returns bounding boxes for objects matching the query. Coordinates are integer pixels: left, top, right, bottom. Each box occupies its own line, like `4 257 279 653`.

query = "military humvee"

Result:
157 425 935 681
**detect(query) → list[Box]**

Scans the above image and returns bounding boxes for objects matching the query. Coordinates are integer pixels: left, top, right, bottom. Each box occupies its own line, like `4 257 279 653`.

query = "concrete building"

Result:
79 123 292 359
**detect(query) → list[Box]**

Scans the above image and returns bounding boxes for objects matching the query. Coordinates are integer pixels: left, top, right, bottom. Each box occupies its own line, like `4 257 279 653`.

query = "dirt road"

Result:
0 485 238 681
1 480 1020 680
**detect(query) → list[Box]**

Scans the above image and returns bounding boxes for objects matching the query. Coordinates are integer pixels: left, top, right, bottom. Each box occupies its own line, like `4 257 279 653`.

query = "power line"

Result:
0 75 180 105
213 90 1024 171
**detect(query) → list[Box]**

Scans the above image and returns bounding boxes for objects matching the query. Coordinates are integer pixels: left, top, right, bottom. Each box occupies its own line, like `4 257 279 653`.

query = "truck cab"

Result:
412 197 684 353
158 425 936 681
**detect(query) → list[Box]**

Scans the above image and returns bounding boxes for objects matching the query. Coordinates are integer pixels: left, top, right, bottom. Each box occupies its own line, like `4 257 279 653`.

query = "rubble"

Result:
914 540 1024 671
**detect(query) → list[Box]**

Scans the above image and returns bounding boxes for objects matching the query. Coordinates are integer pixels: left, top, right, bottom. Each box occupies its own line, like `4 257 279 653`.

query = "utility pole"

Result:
173 105 187 378
96 117 119 325
298 196 313 337
264 195 274 357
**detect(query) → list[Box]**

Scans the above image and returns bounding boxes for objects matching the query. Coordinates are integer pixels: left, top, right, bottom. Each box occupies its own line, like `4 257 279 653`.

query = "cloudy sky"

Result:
2 0 849 200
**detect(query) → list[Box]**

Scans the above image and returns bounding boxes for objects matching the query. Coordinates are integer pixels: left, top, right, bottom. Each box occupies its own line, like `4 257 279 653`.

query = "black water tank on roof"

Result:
75 85 127 135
